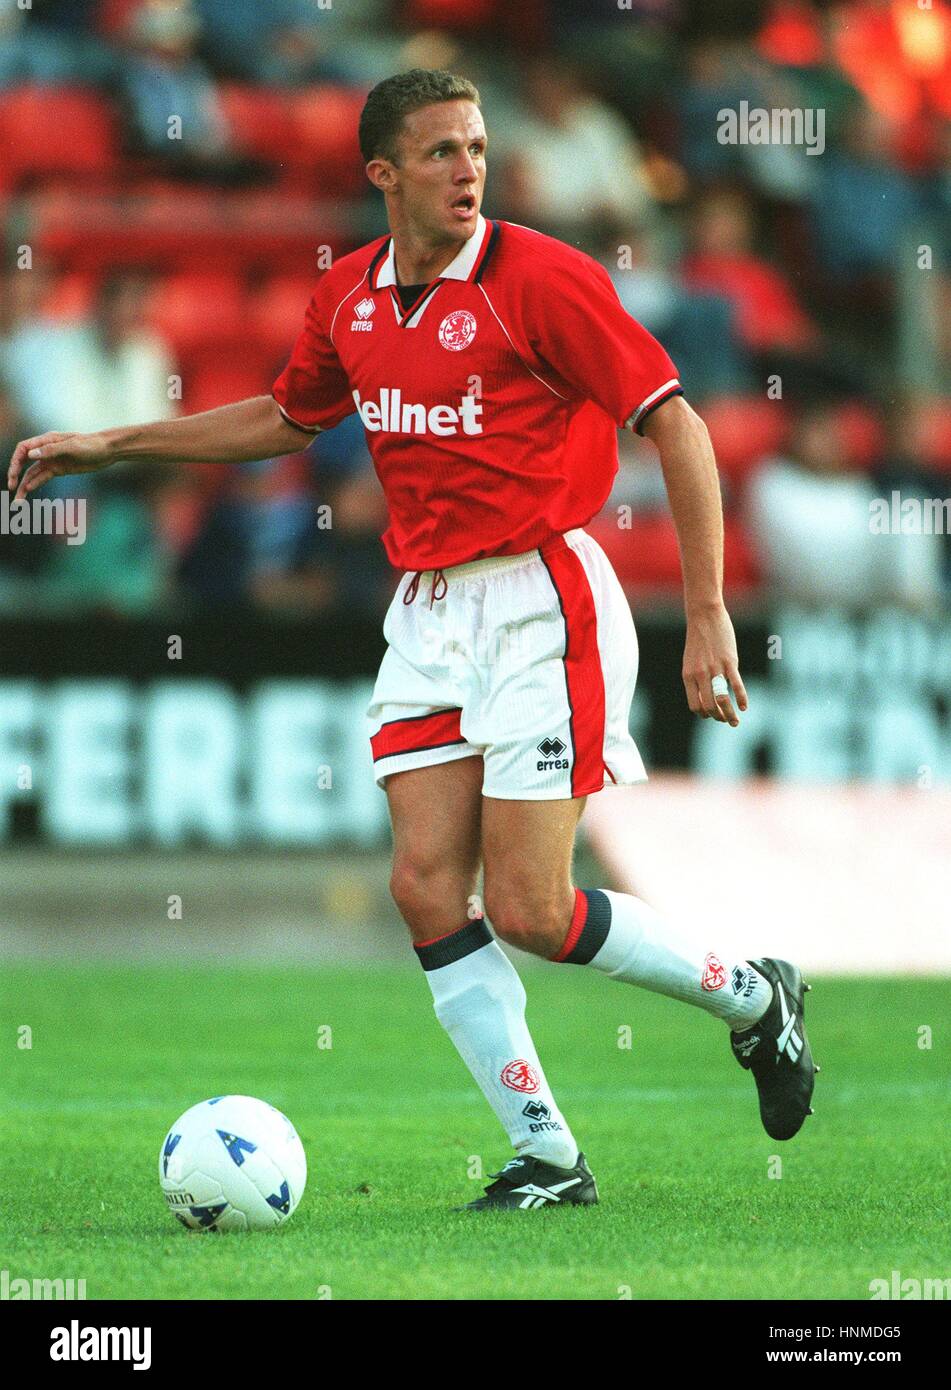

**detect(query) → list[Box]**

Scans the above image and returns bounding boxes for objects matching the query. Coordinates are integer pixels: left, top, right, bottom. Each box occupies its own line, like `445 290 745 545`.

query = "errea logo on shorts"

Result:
537 737 569 772
352 388 483 436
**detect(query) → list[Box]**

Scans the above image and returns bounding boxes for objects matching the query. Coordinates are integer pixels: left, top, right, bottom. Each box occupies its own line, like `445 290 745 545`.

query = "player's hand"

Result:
7 431 115 502
682 601 748 726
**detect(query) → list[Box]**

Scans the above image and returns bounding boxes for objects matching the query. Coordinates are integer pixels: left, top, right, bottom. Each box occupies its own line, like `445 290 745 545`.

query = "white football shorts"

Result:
366 528 647 800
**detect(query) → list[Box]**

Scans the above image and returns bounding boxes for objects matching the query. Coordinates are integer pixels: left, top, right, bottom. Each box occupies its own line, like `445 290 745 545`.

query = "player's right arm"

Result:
7 394 314 502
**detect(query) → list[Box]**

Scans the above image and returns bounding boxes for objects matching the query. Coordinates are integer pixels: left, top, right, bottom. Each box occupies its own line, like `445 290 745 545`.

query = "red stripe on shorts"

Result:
370 707 465 762
539 539 606 797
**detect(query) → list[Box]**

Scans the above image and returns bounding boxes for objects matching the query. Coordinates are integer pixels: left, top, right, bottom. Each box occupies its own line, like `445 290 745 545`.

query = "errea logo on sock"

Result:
522 1099 563 1134
732 965 757 998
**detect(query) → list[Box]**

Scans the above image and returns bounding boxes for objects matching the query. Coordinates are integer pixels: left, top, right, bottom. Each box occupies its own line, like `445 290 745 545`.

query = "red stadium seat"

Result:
217 86 295 165
41 271 100 322
591 511 760 595
98 0 147 37
911 400 951 475
701 395 792 485
287 87 368 195
0 87 119 191
145 274 248 354
404 0 499 25
179 344 280 417
829 400 885 471
247 276 316 355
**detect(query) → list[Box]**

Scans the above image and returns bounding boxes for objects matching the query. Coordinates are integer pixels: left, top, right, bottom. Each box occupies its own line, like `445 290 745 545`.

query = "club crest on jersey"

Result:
500 1059 540 1093
438 309 477 351
701 952 727 991
351 297 375 331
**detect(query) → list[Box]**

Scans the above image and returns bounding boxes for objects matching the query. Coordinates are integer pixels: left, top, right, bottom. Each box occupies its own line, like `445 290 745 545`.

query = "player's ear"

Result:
366 158 397 193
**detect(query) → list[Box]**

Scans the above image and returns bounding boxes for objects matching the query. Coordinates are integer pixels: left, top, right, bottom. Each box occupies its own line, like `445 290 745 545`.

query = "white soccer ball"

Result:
159 1095 307 1233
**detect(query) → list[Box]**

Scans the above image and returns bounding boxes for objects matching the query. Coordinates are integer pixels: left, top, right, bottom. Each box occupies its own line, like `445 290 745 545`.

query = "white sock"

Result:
554 888 772 1030
416 918 579 1168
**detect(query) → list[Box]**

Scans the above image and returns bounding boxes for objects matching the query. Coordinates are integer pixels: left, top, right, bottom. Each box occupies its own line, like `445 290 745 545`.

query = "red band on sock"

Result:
414 918 482 949
552 888 587 963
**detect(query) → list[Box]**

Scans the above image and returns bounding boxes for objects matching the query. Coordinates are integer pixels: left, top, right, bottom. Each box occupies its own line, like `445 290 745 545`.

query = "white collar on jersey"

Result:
374 214 490 288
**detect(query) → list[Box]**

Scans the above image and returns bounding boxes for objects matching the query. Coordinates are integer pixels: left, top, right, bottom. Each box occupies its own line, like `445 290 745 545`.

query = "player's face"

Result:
388 100 487 244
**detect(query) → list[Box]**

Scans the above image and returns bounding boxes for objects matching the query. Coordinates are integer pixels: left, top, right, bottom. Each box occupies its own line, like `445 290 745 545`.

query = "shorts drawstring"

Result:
403 568 447 608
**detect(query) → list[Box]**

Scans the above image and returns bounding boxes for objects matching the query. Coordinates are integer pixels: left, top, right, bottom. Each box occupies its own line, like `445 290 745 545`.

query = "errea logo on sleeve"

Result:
352 388 483 436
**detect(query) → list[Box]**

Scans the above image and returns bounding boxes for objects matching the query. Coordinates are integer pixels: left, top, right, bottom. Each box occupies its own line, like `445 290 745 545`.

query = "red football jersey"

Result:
272 216 682 570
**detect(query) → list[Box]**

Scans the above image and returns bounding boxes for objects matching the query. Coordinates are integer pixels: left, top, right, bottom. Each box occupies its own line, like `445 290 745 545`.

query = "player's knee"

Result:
389 855 469 935
388 856 434 923
483 887 568 957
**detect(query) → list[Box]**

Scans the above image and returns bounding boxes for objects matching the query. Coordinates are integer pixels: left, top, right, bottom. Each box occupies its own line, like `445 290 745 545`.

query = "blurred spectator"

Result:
42 471 167 615
682 187 864 397
0 0 118 86
808 104 920 284
831 0 951 143
745 404 943 608
0 367 163 614
0 380 57 601
876 394 951 593
676 37 822 200
587 216 749 398
120 1 225 152
193 0 346 86
26 0 101 30
177 416 393 617
683 187 817 353
2 271 175 444
117 0 264 182
492 56 654 234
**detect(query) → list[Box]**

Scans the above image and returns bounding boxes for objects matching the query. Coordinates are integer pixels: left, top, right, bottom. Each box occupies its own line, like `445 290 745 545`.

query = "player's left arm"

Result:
519 246 746 724
641 395 747 726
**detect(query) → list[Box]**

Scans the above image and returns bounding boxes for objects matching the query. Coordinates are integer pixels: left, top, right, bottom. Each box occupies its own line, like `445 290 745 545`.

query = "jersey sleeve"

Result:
523 252 683 434
271 277 356 433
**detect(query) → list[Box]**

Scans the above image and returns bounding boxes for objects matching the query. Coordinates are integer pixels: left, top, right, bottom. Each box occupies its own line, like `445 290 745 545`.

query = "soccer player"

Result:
8 70 816 1210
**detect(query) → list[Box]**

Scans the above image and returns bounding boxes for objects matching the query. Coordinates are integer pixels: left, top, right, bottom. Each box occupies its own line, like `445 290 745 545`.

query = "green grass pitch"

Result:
2 962 948 1300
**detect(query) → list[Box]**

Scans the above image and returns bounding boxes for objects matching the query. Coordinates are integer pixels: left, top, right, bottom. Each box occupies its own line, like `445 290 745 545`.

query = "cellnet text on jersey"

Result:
352 388 484 436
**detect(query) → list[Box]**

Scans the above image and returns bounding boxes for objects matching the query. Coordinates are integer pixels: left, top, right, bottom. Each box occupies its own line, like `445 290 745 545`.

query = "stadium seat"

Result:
217 86 294 166
98 0 149 37
829 400 886 471
145 274 248 354
404 0 502 28
0 87 119 191
590 512 760 595
701 396 792 485
179 343 280 418
41 272 100 322
912 400 951 475
247 277 317 355
287 87 368 196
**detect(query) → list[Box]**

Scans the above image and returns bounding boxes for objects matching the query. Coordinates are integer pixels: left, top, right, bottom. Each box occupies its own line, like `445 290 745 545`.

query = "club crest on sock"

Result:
500 1059 540 1093
701 952 727 991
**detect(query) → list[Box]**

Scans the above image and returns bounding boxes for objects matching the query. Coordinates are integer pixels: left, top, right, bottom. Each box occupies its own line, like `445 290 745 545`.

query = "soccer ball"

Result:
159 1095 307 1232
